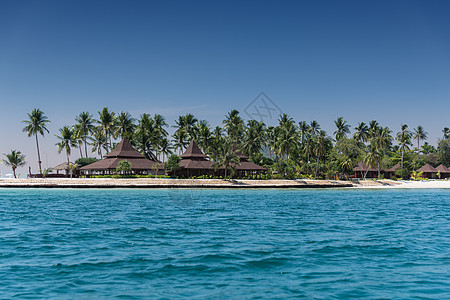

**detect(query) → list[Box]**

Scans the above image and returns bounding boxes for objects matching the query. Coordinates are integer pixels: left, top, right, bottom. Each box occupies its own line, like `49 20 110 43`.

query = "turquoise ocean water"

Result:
1 188 449 299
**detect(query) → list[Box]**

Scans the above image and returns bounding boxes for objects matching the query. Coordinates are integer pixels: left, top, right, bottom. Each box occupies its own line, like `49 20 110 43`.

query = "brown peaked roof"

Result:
105 138 146 158
417 163 438 173
80 138 162 171
386 163 401 172
436 164 450 173
353 161 377 172
180 141 208 159
52 161 74 170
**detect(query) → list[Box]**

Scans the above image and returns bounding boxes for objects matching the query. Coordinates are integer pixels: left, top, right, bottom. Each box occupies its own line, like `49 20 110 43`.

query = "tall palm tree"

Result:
135 113 157 160
55 126 77 175
213 141 240 180
97 107 115 152
3 150 26 178
22 109 50 174
223 109 244 144
298 121 310 145
396 124 412 169
443 127 450 140
353 122 369 145
314 130 330 179
114 111 135 140
275 114 298 161
75 112 95 157
413 125 428 154
196 120 213 154
90 127 108 159
334 117 350 141
242 120 266 157
159 137 173 163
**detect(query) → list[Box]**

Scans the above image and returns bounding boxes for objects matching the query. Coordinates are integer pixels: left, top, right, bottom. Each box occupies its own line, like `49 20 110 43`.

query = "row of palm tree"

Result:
21 107 448 179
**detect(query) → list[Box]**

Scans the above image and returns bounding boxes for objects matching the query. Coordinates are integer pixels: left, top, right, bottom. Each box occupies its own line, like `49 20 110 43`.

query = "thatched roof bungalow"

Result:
80 138 164 175
416 163 438 179
231 150 267 176
435 164 450 179
178 141 214 177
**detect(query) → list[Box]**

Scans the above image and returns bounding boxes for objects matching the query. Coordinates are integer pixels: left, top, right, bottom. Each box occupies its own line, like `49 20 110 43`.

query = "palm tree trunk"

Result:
79 145 83 158
401 149 404 169
35 135 42 174
314 157 319 179
66 151 70 177
84 137 88 158
13 167 16 178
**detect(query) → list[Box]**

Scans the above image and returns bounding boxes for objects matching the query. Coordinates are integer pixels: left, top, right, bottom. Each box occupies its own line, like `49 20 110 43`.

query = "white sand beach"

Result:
353 179 450 189
0 178 449 189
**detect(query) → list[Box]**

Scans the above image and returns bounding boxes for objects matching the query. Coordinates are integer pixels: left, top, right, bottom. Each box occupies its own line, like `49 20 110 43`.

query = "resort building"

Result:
80 138 164 176
416 163 438 179
176 141 267 178
435 164 450 179
229 150 267 177
178 141 214 177
353 162 400 179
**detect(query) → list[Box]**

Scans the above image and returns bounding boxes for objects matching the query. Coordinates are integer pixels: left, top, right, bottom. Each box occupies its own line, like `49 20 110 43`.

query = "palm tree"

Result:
213 141 240 180
152 114 169 160
90 127 108 159
196 120 213 154
135 113 157 160
114 111 135 140
396 124 412 169
3 150 26 178
22 109 50 174
75 112 95 157
223 109 244 144
363 145 382 179
314 130 330 179
334 117 350 141
443 127 450 140
275 114 298 161
353 122 369 145
413 125 428 154
97 107 115 152
55 126 77 175
298 121 309 141
159 137 173 163
242 120 266 157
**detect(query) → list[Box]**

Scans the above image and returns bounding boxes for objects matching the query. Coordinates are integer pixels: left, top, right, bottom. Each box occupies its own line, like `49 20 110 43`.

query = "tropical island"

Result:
2 107 450 188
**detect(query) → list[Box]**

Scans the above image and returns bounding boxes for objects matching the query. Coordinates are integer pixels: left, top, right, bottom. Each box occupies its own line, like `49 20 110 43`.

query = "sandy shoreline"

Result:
0 178 449 189
0 178 352 189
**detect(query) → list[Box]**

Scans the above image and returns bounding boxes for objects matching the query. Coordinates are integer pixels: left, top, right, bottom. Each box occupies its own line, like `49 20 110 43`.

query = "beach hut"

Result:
435 164 450 179
178 140 214 177
353 162 378 178
80 138 164 176
416 163 438 179
52 161 74 175
385 163 401 178
230 150 267 178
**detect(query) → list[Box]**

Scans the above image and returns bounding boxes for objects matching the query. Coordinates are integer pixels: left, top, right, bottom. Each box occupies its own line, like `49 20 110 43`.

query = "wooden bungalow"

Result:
416 163 438 179
352 162 378 178
229 150 267 178
80 138 164 176
178 140 214 177
385 163 401 178
435 164 450 179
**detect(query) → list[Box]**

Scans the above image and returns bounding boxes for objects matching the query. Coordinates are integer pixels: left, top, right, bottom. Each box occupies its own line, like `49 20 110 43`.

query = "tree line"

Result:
8 107 450 179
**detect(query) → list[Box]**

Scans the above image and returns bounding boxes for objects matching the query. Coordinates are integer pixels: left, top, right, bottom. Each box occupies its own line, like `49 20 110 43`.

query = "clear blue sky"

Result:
1 0 450 175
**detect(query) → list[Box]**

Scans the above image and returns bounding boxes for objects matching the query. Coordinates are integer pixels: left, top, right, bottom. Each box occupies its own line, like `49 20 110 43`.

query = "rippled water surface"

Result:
1 188 450 299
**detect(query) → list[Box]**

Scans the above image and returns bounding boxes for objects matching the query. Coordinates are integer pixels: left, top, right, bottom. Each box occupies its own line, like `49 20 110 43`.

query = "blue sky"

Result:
1 0 450 175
